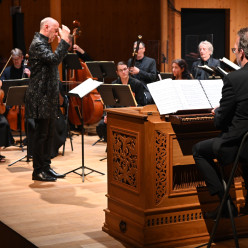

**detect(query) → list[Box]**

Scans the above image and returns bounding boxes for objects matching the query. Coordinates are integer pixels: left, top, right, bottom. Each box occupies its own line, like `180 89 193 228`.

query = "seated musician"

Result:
192 27 248 219
127 41 157 105
191 40 220 80
0 114 15 162
171 59 193 80
0 48 30 82
96 61 145 141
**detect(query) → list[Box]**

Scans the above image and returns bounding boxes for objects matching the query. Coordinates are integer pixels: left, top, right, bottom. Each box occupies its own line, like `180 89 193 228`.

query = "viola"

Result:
66 20 103 126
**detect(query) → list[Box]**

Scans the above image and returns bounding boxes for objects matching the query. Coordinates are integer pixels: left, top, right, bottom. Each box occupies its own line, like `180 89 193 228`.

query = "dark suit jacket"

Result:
213 62 248 165
191 56 220 79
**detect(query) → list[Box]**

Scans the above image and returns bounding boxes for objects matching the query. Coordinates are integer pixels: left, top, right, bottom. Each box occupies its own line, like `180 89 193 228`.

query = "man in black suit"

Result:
191 40 220 79
192 27 248 218
127 41 157 104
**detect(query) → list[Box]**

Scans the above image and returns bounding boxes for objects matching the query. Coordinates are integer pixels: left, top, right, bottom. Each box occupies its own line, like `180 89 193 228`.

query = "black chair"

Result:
197 131 248 248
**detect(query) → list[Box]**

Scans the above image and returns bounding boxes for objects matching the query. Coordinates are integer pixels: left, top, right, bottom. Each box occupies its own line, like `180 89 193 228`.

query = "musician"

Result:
96 61 145 142
25 17 70 182
192 27 248 218
72 43 92 62
62 35 92 81
0 48 30 83
0 115 14 162
127 41 157 104
191 40 220 79
171 59 193 80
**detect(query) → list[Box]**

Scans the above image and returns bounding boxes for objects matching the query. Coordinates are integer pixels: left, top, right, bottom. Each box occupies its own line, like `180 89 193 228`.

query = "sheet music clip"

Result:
63 53 82 70
86 61 116 82
97 84 137 107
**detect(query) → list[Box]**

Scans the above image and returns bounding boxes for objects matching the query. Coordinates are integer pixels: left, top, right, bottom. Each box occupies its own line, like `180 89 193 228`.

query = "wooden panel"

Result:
61 0 161 67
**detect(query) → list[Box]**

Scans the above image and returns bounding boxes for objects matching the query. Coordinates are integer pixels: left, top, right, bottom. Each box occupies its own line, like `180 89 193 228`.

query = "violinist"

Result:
25 17 70 182
0 48 30 83
127 41 157 105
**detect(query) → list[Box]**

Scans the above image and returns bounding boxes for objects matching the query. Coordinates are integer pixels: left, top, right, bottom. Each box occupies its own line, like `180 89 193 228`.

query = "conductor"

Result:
25 17 70 182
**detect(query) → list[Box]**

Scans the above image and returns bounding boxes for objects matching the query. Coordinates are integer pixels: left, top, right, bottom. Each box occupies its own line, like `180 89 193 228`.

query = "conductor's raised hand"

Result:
59 24 70 43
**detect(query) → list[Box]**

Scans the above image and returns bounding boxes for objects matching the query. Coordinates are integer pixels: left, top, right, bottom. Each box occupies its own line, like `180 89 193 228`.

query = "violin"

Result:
0 55 12 115
0 89 6 114
130 35 142 67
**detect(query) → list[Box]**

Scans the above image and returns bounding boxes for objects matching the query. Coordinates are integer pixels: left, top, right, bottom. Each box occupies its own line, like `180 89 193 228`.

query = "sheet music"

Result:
68 78 103 98
200 79 223 108
148 79 222 115
173 80 211 109
220 57 240 70
148 79 182 114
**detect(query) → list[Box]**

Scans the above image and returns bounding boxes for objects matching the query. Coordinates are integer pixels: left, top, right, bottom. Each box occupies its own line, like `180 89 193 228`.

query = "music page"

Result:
148 79 184 114
200 79 223 108
68 78 103 98
173 80 211 109
148 79 214 115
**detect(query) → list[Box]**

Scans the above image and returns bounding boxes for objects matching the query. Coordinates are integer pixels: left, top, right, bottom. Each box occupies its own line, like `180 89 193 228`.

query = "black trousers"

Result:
192 138 224 196
32 118 55 174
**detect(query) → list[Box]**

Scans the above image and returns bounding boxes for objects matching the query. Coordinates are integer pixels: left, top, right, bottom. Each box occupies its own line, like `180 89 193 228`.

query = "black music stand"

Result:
63 53 82 70
3 79 29 151
5 85 30 166
64 78 105 182
2 78 29 102
85 61 116 82
97 84 137 107
97 84 137 161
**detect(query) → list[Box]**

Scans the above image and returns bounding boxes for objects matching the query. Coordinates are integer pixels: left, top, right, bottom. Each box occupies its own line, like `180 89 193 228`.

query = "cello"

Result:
66 20 103 126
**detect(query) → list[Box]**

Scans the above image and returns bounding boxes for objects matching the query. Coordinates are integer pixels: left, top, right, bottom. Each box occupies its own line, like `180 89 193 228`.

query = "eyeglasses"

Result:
231 48 238 54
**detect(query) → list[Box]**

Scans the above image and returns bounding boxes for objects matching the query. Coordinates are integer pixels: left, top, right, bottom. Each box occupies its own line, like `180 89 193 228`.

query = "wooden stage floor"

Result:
1 133 248 248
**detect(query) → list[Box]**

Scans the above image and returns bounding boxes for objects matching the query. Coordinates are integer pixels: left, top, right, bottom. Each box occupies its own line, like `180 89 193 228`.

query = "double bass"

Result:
66 20 103 126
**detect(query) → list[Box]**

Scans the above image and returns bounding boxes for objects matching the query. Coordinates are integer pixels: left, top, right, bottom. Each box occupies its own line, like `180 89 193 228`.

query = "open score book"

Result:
147 79 223 115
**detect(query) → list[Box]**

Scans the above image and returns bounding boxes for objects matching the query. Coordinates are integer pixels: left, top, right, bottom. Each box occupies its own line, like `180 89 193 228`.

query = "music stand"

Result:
2 78 29 102
64 78 105 182
63 53 82 70
3 79 29 152
85 61 116 82
97 84 137 107
5 85 30 166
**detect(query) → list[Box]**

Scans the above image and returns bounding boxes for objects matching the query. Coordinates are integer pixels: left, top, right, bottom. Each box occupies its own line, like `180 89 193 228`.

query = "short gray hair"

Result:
238 27 248 59
11 48 23 57
198 40 213 55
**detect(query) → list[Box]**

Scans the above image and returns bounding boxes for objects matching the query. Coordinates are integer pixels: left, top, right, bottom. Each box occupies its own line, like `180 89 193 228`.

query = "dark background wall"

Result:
0 0 161 70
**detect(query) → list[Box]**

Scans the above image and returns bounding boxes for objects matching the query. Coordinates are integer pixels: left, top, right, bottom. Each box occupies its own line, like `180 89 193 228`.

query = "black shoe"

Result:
32 171 57 182
46 168 65 178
